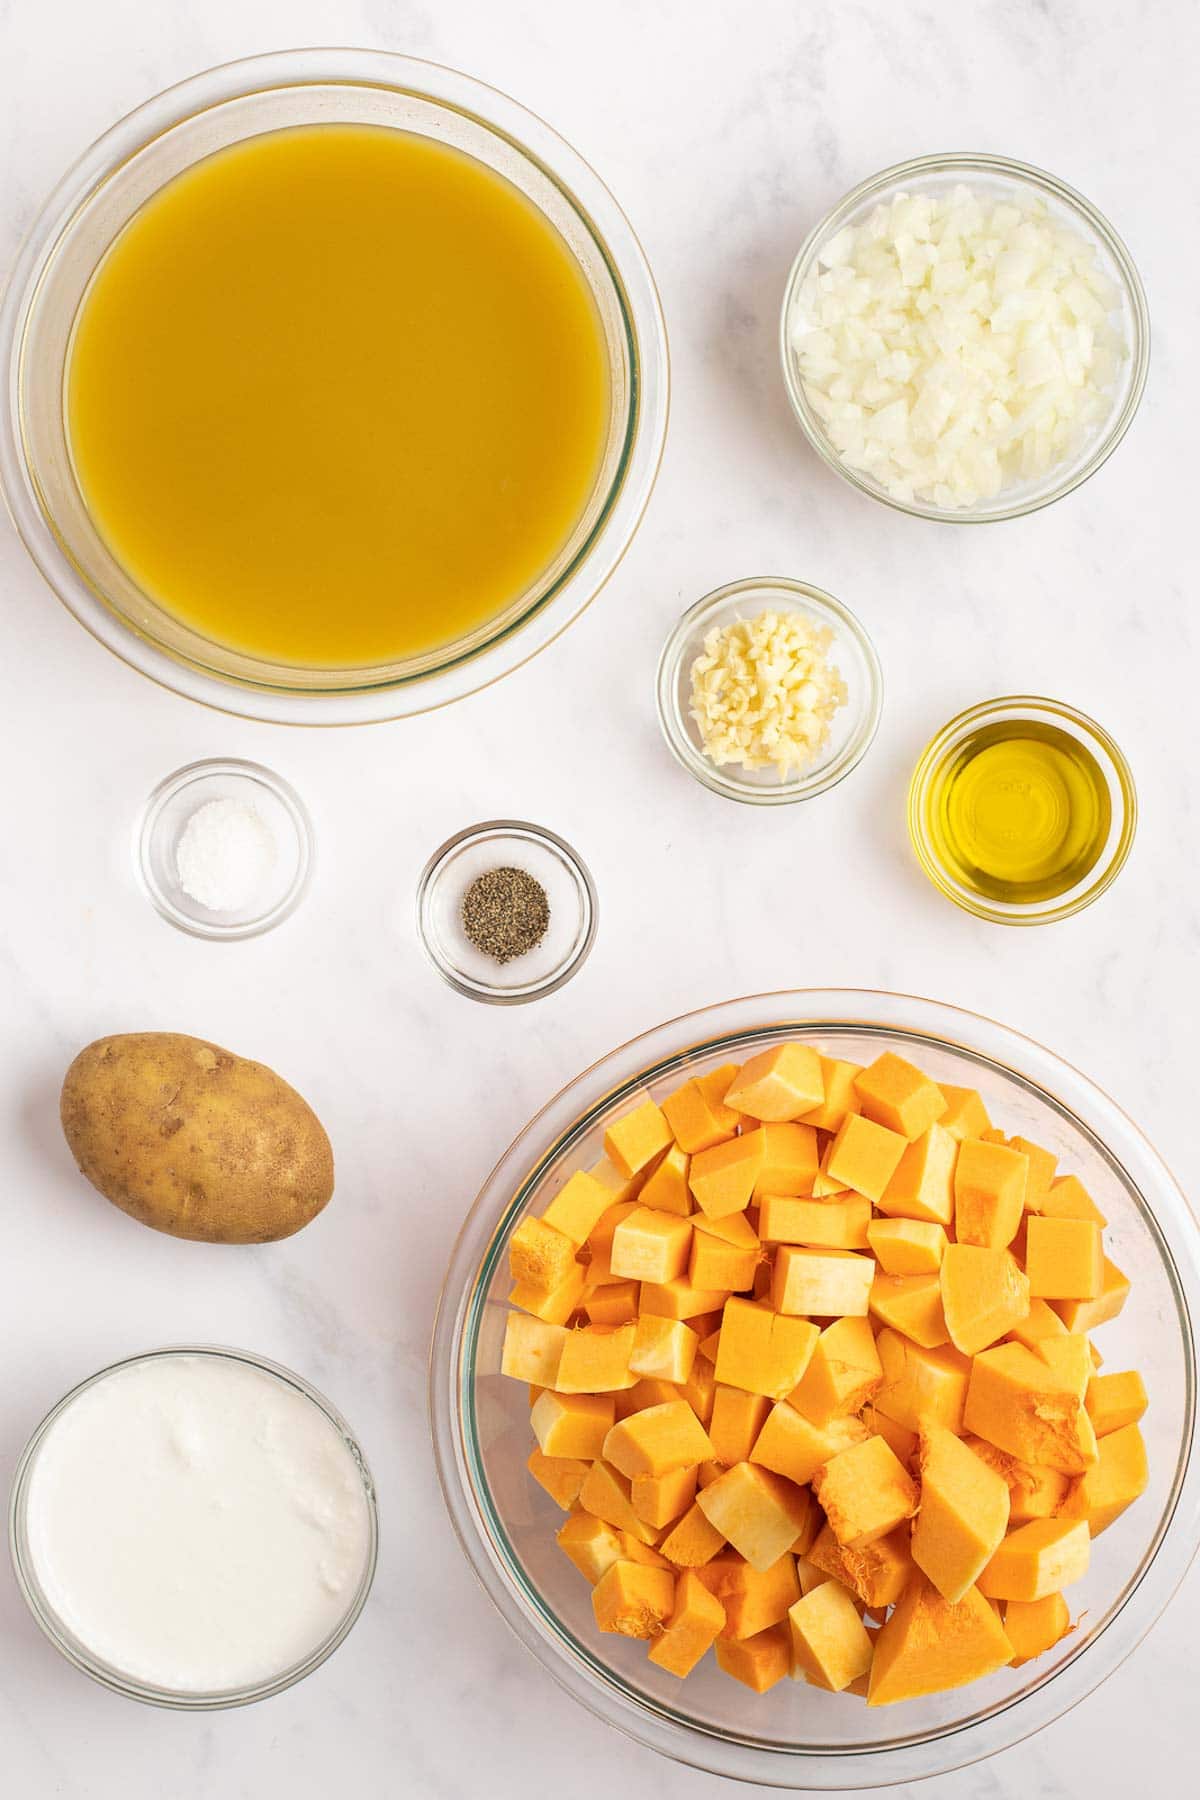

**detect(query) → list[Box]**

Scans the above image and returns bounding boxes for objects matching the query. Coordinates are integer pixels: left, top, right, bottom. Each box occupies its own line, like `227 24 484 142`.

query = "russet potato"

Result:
60 1032 334 1243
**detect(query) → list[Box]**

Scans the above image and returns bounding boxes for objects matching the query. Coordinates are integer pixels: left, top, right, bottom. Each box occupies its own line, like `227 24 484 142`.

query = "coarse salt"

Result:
175 798 277 914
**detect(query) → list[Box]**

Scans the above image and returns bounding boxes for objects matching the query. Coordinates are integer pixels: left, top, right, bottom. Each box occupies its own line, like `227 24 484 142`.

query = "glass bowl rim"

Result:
778 151 1151 524
429 987 1200 1788
0 46 670 725
9 1343 379 1710
415 818 599 1005
655 576 884 806
907 694 1138 926
134 756 315 939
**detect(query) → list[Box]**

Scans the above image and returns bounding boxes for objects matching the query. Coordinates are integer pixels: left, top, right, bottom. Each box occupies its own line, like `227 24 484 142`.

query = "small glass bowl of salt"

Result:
136 759 313 939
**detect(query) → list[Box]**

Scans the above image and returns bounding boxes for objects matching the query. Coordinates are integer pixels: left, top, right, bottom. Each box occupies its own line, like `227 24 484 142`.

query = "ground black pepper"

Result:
461 866 550 964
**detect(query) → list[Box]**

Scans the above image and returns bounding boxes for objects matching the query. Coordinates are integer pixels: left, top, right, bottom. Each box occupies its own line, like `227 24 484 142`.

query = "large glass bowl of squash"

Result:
430 989 1200 1788
0 49 668 724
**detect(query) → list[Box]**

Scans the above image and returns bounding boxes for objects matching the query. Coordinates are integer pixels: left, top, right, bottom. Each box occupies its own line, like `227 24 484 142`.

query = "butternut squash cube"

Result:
1051 1255 1129 1332
715 1622 791 1691
799 1055 864 1131
531 1390 616 1461
954 1139 1028 1248
689 1227 759 1293
876 1123 957 1225
911 1424 1010 1603
501 1313 568 1386
1033 1333 1092 1401
615 1378 679 1419
837 1525 915 1609
855 1052 948 1141
873 1329 970 1435
640 1277 731 1320
1004 1592 1071 1665
632 1464 698 1529
648 1569 726 1675
1058 1421 1148 1534
604 1399 715 1479
508 1216 577 1293
660 1500 727 1567
714 1298 819 1399
977 1517 1090 1601
1041 1173 1107 1226
861 1404 918 1469
868 1576 1013 1705
557 1508 624 1581
771 1247 875 1318
638 1144 694 1216
661 1078 730 1155
766 1196 872 1250
509 1261 587 1324
1006 1297 1068 1349
610 1206 692 1285
696 1061 742 1132
542 1167 617 1245
869 1271 949 1348
698 1549 803 1639
811 1435 918 1548
940 1243 1031 1355
584 1278 639 1327
628 1314 700 1383
689 1132 765 1219
790 1315 882 1426
592 1560 675 1638
1085 1369 1148 1438
555 1323 638 1393
583 1200 638 1283
1025 1215 1103 1300
751 1400 867 1486
710 1386 771 1466
938 1083 991 1142
751 1121 820 1197
696 1462 812 1571
867 1216 947 1275
578 1459 660 1545
726 1042 824 1122
679 1353 716 1425
963 1342 1094 1474
825 1112 908 1203
789 1580 874 1691
1009 1136 1058 1211
962 1435 1069 1523
527 1447 590 1509
604 1096 673 1179
588 1157 649 1208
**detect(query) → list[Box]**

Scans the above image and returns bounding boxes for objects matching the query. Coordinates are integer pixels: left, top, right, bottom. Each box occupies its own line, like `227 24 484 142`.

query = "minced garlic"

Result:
688 608 847 778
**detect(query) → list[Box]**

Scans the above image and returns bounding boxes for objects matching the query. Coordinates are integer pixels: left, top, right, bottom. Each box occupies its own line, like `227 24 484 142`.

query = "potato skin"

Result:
60 1032 334 1243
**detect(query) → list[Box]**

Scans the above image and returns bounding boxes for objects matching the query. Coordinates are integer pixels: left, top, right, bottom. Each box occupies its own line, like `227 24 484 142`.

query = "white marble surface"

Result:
1 1 1197 1794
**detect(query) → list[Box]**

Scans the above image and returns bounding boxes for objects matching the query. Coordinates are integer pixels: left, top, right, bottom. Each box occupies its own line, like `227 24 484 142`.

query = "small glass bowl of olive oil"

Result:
908 697 1137 925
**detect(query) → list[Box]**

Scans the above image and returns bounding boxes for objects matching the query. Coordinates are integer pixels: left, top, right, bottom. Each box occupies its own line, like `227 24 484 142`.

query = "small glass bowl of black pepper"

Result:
416 821 598 1004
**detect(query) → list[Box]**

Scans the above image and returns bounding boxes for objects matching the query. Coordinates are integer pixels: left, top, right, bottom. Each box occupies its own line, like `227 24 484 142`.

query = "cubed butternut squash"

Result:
725 1043 824 1122
639 1144 694 1216
873 1329 970 1435
603 1096 673 1179
1025 1215 1103 1300
789 1315 882 1426
648 1569 726 1675
751 1400 867 1486
911 1423 1010 1603
501 1313 568 1386
659 1500 727 1567
531 1390 616 1460
825 1112 908 1203
592 1559 675 1638
1004 1592 1071 1665
715 1622 791 1692
867 1216 947 1274
557 1508 624 1581
937 1084 991 1142
867 1576 1013 1705
527 1447 590 1509
1051 1255 1130 1332
660 1078 731 1155
799 1056 864 1131
695 1462 812 1571
954 1139 1028 1248
963 1342 1095 1474
876 1123 957 1225
689 1133 765 1219
811 1435 918 1548
709 1386 771 1466
541 1167 617 1245
509 1261 588 1324
855 1052 948 1140
555 1323 638 1394
869 1270 949 1348
940 1243 1031 1355
771 1247 875 1317
751 1121 820 1197
628 1313 700 1383
631 1464 698 1529
714 1298 819 1399
1058 1421 1148 1534
977 1517 1090 1601
604 1399 715 1479
789 1580 874 1691
1084 1369 1148 1438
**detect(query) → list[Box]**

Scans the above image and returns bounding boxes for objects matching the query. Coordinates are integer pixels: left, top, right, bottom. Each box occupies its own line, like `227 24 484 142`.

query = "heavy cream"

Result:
21 1352 373 1694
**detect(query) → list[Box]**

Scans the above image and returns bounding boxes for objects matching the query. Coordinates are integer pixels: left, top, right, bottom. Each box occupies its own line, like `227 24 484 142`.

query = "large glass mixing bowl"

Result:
431 990 1198 1787
0 49 668 724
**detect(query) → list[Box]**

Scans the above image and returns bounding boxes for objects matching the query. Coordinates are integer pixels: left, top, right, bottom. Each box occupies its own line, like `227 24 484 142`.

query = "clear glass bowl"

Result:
430 989 1200 1788
9 1346 378 1709
0 49 669 725
779 154 1150 523
417 820 597 1004
655 578 883 804
136 758 314 939
908 697 1137 925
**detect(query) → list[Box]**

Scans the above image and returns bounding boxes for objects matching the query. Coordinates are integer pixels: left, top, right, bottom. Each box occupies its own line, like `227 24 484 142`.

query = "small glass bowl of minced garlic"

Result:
656 577 883 804
416 821 598 1003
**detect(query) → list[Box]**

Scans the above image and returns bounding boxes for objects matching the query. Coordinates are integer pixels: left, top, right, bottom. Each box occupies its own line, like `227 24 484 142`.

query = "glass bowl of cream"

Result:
9 1347 377 1707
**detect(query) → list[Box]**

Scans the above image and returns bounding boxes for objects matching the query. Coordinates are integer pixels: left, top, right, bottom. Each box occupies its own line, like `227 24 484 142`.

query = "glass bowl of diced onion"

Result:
655 577 883 804
779 154 1150 522
429 989 1200 1787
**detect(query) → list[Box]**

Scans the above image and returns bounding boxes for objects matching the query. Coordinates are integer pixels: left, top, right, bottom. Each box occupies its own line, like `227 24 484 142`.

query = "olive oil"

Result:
924 719 1112 905
66 124 610 669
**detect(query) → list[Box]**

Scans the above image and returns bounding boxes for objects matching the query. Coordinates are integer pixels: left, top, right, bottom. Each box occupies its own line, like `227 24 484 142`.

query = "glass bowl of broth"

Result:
908 697 1137 925
430 988 1200 1787
0 50 669 724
